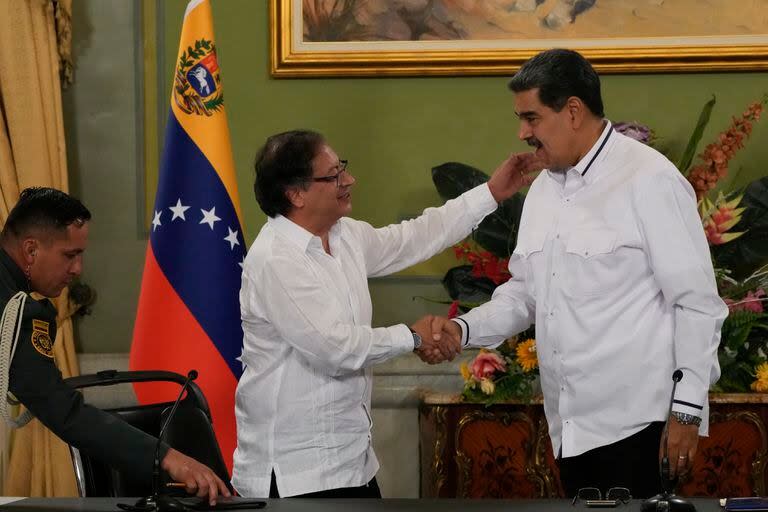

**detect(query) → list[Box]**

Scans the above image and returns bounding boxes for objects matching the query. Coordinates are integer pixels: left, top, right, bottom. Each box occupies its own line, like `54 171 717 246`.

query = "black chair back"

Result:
63 369 231 498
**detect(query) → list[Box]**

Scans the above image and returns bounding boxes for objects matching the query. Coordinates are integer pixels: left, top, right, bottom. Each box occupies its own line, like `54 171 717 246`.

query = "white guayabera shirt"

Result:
233 184 497 497
456 122 728 458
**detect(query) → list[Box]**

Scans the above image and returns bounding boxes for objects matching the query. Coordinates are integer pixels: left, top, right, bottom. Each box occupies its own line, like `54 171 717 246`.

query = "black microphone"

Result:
152 370 198 503
641 369 696 512
119 370 198 512
660 369 684 490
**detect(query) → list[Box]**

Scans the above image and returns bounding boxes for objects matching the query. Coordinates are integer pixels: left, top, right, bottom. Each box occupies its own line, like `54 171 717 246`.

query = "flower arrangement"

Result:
430 94 768 399
459 335 538 404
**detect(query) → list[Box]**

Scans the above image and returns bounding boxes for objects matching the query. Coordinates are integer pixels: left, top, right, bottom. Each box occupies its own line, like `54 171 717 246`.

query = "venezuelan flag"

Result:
130 0 244 472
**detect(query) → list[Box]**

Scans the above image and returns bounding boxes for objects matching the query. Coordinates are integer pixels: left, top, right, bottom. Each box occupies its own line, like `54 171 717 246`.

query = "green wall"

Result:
161 0 768 274
68 0 768 352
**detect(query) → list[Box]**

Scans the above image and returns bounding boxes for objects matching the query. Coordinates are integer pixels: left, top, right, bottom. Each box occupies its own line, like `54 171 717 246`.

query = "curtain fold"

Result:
0 0 78 497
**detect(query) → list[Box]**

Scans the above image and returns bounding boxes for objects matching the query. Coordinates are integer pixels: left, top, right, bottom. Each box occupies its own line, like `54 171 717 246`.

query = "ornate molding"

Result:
431 405 447 496
712 410 767 496
454 409 545 498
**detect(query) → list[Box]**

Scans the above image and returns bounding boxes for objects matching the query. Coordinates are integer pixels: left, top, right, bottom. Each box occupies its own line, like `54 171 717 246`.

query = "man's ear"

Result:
285 186 305 210
21 238 38 264
566 96 586 128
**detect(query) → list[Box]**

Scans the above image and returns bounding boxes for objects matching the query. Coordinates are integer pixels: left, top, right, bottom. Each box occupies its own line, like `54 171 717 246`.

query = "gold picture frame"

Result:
271 0 768 77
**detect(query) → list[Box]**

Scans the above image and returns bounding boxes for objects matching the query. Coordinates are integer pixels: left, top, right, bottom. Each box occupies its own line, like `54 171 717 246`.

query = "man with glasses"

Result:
232 130 540 499
432 49 727 498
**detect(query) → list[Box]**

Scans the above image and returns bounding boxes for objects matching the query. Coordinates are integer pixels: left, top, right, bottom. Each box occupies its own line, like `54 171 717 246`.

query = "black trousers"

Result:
557 421 665 500
268 471 381 499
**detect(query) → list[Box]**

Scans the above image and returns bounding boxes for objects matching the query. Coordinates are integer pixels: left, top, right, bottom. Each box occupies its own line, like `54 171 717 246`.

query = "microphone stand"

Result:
120 370 198 512
642 370 696 512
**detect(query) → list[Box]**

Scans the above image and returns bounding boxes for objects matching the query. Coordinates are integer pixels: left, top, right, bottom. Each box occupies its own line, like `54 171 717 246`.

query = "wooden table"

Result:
419 392 768 498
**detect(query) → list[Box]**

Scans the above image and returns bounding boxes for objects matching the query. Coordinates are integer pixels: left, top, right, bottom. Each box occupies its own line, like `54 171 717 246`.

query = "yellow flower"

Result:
480 378 495 395
460 362 471 382
516 338 538 372
751 362 768 392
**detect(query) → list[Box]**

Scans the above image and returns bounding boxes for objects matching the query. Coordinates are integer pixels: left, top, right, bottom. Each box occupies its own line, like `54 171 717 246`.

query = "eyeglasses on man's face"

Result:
571 487 632 506
308 159 349 188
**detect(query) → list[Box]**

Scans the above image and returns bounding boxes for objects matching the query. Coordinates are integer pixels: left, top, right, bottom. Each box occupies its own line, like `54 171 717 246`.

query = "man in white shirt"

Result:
233 130 540 498
436 49 728 498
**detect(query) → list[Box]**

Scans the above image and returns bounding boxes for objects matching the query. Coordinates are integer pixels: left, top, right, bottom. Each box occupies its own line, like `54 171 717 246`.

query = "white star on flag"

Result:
152 210 162 231
224 227 240 250
169 198 190 221
199 206 221 230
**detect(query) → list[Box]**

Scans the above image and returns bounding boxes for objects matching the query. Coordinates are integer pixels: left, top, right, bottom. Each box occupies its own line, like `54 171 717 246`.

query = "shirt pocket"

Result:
515 230 547 259
563 229 619 296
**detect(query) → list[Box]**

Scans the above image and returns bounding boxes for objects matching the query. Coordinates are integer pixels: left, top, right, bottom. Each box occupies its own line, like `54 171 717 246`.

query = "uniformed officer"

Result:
0 187 230 504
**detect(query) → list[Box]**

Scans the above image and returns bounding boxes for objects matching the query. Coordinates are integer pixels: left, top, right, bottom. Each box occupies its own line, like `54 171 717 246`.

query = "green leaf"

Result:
711 175 768 279
431 162 525 258
677 95 716 174
442 265 495 304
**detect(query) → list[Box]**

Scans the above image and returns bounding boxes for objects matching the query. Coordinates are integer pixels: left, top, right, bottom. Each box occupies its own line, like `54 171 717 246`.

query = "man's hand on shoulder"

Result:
161 448 231 505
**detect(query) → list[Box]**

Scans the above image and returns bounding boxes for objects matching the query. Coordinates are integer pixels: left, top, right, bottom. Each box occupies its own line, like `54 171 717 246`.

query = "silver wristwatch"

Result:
409 328 422 350
670 411 702 427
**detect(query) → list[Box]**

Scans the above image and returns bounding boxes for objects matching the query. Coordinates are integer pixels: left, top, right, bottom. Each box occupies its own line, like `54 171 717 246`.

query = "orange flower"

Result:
688 100 764 199
751 362 768 393
515 338 538 372
460 361 472 382
699 192 746 245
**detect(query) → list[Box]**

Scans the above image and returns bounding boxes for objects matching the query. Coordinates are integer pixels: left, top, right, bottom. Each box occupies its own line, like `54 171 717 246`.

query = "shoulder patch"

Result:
31 319 53 358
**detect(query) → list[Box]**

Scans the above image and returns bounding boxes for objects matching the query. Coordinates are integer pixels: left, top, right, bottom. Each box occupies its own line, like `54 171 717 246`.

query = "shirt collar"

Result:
0 248 30 292
572 120 614 185
268 215 340 253
268 215 316 252
545 120 614 188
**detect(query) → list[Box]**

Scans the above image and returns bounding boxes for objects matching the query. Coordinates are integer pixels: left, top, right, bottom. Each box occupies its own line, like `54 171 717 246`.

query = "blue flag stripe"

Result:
151 111 245 378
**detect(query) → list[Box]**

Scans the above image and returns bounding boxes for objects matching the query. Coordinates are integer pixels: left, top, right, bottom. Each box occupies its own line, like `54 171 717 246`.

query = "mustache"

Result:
525 137 543 149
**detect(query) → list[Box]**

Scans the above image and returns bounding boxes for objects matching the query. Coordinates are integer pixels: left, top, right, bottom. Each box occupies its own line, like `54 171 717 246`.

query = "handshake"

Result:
410 315 464 364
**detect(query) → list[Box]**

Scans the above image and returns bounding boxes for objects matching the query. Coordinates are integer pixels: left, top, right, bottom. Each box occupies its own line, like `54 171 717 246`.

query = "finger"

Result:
430 317 444 341
195 475 208 498
675 454 688 478
216 475 232 497
204 473 219 505
434 339 453 360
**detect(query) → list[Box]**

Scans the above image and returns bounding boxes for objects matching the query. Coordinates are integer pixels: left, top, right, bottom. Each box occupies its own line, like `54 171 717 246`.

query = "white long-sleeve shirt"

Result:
232 184 497 497
456 122 727 458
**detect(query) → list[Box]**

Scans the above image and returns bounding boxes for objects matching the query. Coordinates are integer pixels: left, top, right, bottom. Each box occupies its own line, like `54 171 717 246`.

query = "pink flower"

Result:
469 350 506 380
726 289 766 314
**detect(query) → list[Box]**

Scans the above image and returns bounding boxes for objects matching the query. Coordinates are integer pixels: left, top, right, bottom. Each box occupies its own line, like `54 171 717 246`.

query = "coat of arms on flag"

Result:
174 38 224 116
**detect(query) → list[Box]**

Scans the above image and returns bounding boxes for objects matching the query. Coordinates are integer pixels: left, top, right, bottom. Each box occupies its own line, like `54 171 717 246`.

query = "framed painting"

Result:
270 0 768 77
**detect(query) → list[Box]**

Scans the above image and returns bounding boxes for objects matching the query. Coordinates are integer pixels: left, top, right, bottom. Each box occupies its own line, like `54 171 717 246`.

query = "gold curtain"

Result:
0 0 79 497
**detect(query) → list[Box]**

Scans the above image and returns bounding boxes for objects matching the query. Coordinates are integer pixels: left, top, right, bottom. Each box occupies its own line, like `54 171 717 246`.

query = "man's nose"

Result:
340 170 355 187
518 123 532 141
70 256 83 276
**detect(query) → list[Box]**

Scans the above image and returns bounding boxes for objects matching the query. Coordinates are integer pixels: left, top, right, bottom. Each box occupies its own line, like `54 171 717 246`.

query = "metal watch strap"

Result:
670 411 702 427
409 328 422 350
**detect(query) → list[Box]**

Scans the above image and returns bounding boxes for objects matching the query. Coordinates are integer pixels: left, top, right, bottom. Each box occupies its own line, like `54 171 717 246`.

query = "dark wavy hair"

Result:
1 187 91 241
253 130 326 217
508 48 604 117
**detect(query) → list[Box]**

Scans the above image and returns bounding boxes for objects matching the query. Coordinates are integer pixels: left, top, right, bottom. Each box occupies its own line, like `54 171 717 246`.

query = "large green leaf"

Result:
432 162 525 258
711 175 768 279
442 265 495 304
677 96 716 174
